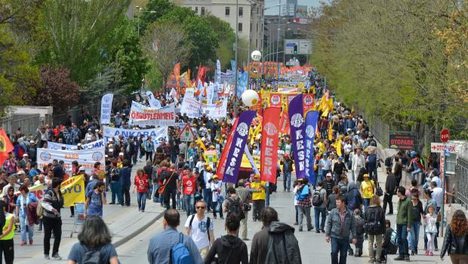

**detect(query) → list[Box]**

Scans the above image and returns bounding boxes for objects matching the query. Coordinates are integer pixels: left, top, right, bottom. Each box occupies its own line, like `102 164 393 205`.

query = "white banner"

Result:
100 93 113 125
47 139 105 150
201 98 228 119
129 101 176 126
103 126 168 142
145 91 162 109
37 147 105 174
180 96 202 118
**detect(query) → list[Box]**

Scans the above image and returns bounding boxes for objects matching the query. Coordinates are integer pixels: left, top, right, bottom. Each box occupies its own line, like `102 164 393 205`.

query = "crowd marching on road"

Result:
0 67 466 264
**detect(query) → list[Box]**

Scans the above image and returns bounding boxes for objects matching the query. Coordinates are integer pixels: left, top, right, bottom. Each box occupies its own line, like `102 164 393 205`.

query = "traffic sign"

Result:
440 128 450 143
179 124 195 142
430 142 460 154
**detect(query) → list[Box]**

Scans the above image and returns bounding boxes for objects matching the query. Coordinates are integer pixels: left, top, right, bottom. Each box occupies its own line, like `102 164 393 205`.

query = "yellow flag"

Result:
328 123 333 141
60 175 85 207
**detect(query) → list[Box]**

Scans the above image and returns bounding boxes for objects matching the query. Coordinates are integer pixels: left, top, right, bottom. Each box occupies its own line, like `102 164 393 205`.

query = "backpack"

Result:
296 185 310 201
384 157 393 168
226 197 245 220
171 233 193 264
355 216 365 235
364 208 383 234
189 215 211 242
312 190 323 207
83 249 101 264
347 190 360 210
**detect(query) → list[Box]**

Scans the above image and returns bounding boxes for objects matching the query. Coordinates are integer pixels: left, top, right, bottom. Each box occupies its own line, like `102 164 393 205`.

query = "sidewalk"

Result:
15 159 166 264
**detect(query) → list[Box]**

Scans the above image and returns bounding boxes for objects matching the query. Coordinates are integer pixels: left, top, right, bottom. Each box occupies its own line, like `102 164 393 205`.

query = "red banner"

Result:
216 118 238 180
269 92 282 108
261 107 281 184
303 93 315 114
279 110 290 135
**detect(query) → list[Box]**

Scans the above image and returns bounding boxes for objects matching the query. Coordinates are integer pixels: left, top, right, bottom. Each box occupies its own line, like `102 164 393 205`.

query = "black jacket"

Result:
363 205 386 235
265 222 301 264
205 235 248 264
384 173 397 195
441 225 468 258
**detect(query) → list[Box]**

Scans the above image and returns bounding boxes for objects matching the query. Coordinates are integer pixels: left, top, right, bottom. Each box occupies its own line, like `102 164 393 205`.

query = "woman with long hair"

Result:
134 169 149 212
67 216 119 264
441 210 468 263
364 194 385 263
15 185 38 246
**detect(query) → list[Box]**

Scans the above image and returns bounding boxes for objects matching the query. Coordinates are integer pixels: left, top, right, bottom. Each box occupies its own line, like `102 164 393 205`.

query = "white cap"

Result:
78 166 85 171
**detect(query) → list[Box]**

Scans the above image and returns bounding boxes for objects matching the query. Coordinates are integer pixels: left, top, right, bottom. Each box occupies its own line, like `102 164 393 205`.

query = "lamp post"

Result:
135 6 156 38
234 0 239 115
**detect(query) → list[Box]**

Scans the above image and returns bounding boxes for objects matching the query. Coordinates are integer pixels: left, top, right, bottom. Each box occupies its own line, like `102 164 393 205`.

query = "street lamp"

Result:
135 6 156 37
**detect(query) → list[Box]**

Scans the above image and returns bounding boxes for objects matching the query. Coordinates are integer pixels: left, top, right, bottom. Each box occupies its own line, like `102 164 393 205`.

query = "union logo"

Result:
92 152 104 161
303 95 313 106
270 95 281 105
264 122 278 136
290 113 304 128
40 151 52 161
306 125 315 138
236 122 249 137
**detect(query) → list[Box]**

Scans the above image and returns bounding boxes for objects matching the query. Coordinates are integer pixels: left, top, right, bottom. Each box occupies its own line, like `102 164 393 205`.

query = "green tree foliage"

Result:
37 0 131 85
205 15 235 69
311 0 468 147
0 27 39 107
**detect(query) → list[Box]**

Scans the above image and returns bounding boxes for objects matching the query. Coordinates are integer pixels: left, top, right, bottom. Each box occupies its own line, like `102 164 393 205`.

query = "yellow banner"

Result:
60 175 85 207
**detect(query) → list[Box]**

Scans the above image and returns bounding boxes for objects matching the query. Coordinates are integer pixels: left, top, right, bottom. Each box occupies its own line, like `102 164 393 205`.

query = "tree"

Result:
0 26 39 108
204 15 235 69
142 21 190 88
34 66 80 111
37 0 131 85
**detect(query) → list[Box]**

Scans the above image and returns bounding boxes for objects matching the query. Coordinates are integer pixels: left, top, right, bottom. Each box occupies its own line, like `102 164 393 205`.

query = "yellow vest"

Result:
361 180 375 199
251 181 266 201
1 214 15 240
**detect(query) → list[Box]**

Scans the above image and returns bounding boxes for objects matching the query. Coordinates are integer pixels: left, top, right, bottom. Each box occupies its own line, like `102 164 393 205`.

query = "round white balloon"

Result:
251 50 262 62
241 90 260 107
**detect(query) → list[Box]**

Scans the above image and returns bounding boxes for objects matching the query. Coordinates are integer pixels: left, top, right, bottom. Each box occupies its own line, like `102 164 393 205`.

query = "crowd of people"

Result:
0 68 466 264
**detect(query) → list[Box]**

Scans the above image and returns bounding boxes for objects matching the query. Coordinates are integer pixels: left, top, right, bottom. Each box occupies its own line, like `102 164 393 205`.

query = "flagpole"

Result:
234 0 239 115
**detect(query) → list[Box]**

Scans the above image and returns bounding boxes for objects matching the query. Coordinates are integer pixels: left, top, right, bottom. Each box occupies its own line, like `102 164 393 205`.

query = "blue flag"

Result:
305 111 319 185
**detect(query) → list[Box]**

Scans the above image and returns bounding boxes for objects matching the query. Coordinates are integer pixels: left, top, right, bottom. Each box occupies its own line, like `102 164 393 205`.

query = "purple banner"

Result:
223 110 256 183
288 94 306 179
305 111 319 185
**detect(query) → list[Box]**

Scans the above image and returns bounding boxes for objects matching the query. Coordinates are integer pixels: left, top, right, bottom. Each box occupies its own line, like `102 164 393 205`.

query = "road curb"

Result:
114 209 165 248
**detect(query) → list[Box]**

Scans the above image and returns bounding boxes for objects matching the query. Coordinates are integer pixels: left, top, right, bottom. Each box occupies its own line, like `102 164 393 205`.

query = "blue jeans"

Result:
184 195 194 217
409 222 420 252
283 172 291 191
152 183 159 203
331 237 349 264
19 215 34 242
203 188 212 211
137 192 147 211
397 224 409 257
110 181 122 204
363 198 370 211
314 207 326 231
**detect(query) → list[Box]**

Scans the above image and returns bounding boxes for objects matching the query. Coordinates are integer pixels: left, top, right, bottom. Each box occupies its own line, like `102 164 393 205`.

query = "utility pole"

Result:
276 0 281 89
234 0 239 115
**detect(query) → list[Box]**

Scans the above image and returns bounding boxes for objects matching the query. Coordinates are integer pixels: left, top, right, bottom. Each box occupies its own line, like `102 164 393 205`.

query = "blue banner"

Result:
305 111 319 185
288 94 306 179
223 110 256 183
236 71 248 98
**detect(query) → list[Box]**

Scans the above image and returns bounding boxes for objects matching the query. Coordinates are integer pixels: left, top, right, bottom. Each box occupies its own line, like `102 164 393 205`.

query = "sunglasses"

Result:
196 206 206 209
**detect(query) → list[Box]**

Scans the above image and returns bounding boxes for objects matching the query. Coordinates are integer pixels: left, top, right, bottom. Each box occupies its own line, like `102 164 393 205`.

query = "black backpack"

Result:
189 215 211 242
226 197 245 220
384 157 393 168
364 207 383 234
82 245 101 264
312 190 323 207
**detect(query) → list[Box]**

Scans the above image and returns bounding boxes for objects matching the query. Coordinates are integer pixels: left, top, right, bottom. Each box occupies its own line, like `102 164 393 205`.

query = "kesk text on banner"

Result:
261 107 281 183
216 118 238 180
288 94 306 179
305 111 319 185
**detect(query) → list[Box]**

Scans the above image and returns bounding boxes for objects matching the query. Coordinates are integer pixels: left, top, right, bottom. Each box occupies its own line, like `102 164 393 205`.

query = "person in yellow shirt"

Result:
0 206 15 264
360 174 375 211
250 175 266 222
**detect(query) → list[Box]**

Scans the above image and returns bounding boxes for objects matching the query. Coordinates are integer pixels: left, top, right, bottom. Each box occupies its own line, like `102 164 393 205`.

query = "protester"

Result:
181 166 197 217
210 175 223 219
295 178 313 232
119 160 132 207
313 181 327 233
360 173 375 211
440 210 468 263
67 216 119 264
394 186 412 261
15 185 38 246
424 204 438 256
205 214 248 264
383 167 396 215
280 154 294 192
134 169 149 212
42 178 64 260
409 193 424 256
147 209 202 264
109 160 122 205
250 175 266 222
250 207 301 264
235 179 251 240
185 200 214 259
0 202 15 264
364 195 385 263
162 164 178 210
85 181 106 218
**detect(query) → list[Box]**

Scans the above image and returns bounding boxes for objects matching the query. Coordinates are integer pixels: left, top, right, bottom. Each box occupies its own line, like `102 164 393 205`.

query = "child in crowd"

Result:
380 220 397 263
353 208 365 257
424 204 438 256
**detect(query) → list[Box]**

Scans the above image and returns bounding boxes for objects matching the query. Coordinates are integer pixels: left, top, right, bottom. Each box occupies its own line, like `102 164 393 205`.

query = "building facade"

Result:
172 0 264 56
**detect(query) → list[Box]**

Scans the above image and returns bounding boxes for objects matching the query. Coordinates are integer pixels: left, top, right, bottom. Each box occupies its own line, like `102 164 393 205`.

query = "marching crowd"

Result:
0 70 466 264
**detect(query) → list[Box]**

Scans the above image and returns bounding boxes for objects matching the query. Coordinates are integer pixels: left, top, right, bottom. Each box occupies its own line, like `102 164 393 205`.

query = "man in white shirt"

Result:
430 181 443 212
351 147 365 181
185 200 214 259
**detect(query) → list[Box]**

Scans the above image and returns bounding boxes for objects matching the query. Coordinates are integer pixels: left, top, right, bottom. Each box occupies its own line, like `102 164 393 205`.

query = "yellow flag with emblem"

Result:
60 175 85 207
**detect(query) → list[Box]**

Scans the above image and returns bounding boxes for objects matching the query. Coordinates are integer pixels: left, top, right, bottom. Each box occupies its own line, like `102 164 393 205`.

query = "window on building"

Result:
194 7 198 14
238 22 243 32
225 7 230 16
250 23 252 32
239 7 243 17
201 7 205 15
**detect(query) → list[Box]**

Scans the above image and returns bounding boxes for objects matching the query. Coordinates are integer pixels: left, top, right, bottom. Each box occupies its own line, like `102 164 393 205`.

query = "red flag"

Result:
0 129 14 166
260 107 281 183
173 63 181 91
197 66 206 85
216 118 239 180
302 93 314 114
279 110 290 135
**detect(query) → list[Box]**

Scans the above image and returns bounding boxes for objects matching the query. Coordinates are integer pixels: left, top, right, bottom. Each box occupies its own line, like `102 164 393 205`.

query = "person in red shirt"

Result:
181 166 197 217
134 169 149 212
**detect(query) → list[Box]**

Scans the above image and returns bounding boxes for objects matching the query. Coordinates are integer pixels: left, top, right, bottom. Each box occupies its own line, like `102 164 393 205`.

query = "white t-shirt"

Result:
431 187 443 208
184 214 214 249
210 181 222 202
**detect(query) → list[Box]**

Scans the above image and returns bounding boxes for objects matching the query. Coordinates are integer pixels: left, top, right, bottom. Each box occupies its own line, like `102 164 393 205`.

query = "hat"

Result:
119 152 124 156
78 166 85 171
29 140 35 144
254 174 260 178
363 174 369 178
77 143 82 146
212 175 218 180
23 154 28 157
326 172 332 177
338 157 343 160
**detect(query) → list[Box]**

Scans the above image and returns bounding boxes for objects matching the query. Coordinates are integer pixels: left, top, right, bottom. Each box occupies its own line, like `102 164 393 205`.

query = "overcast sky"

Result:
264 0 329 15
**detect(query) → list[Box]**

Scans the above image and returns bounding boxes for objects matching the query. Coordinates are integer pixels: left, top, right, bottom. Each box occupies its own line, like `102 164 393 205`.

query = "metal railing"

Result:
455 157 468 209
0 114 45 137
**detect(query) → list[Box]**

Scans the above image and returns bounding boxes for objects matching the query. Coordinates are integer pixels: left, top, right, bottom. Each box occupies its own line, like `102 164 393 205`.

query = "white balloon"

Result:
251 50 262 62
241 90 260 107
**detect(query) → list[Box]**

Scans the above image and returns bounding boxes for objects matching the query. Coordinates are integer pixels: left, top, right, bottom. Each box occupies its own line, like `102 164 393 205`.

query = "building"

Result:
172 0 264 55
